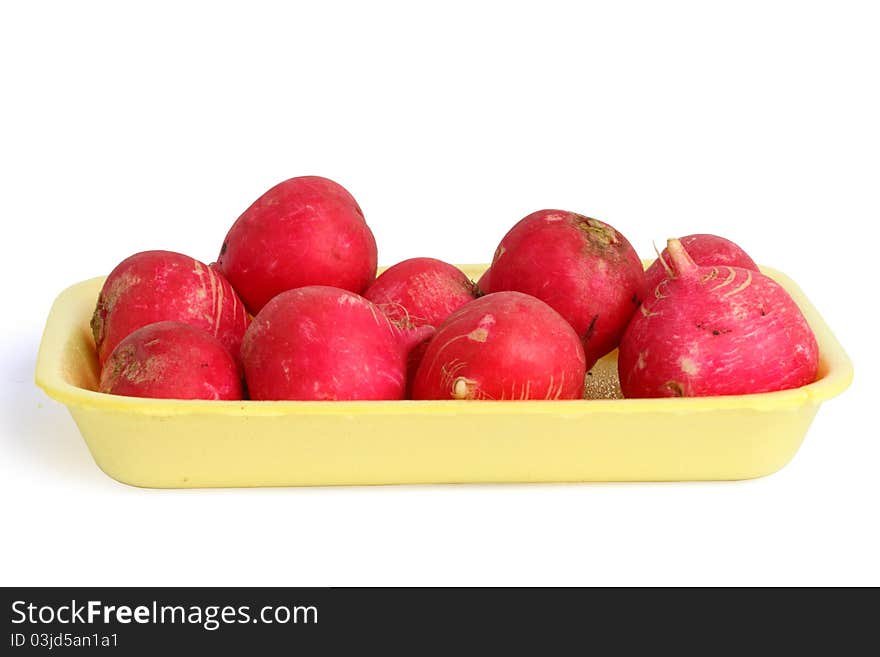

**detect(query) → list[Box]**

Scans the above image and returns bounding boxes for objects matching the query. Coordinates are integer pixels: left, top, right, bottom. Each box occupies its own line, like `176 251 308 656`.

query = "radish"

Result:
644 233 758 292
411 291 586 400
618 239 819 398
216 176 378 313
363 258 479 388
481 210 646 370
99 321 242 400
241 286 434 401
364 258 478 328
91 250 250 368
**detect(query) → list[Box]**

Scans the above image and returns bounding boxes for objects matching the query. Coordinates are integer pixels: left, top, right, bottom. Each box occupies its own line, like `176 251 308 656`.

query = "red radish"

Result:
411 291 586 401
364 258 478 328
644 233 758 292
99 321 242 400
91 250 250 368
481 210 646 370
618 239 818 398
216 176 378 313
363 258 479 386
241 286 433 401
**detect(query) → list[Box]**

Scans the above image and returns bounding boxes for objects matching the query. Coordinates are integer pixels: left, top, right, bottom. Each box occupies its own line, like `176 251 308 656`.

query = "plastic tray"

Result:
35 264 852 488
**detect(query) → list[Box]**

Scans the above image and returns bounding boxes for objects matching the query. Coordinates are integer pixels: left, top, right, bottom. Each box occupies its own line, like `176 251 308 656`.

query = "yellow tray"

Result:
35 264 852 488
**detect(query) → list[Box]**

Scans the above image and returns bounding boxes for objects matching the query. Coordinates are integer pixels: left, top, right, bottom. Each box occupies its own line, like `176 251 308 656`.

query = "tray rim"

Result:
35 263 853 417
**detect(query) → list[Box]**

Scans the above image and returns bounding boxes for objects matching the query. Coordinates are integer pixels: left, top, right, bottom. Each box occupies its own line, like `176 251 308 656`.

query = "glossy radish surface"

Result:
644 233 758 292
91 250 249 368
241 286 433 401
364 257 477 328
412 291 586 400
217 176 377 313
363 257 479 390
99 321 242 400
481 210 646 370
618 239 818 398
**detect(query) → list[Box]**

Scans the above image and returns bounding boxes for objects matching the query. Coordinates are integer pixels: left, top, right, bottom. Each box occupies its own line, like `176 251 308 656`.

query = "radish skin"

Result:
241 286 433 401
363 257 479 391
91 250 250 368
411 291 587 401
481 210 646 370
644 233 758 293
217 176 377 314
99 321 242 400
618 239 819 398
364 258 477 329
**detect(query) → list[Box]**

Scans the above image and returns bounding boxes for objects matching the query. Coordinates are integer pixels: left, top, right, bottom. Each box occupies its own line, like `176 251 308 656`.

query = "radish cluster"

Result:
91 175 820 401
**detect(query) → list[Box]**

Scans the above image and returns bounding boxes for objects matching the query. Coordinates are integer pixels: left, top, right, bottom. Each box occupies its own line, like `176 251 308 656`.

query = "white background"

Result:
1 1 877 586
